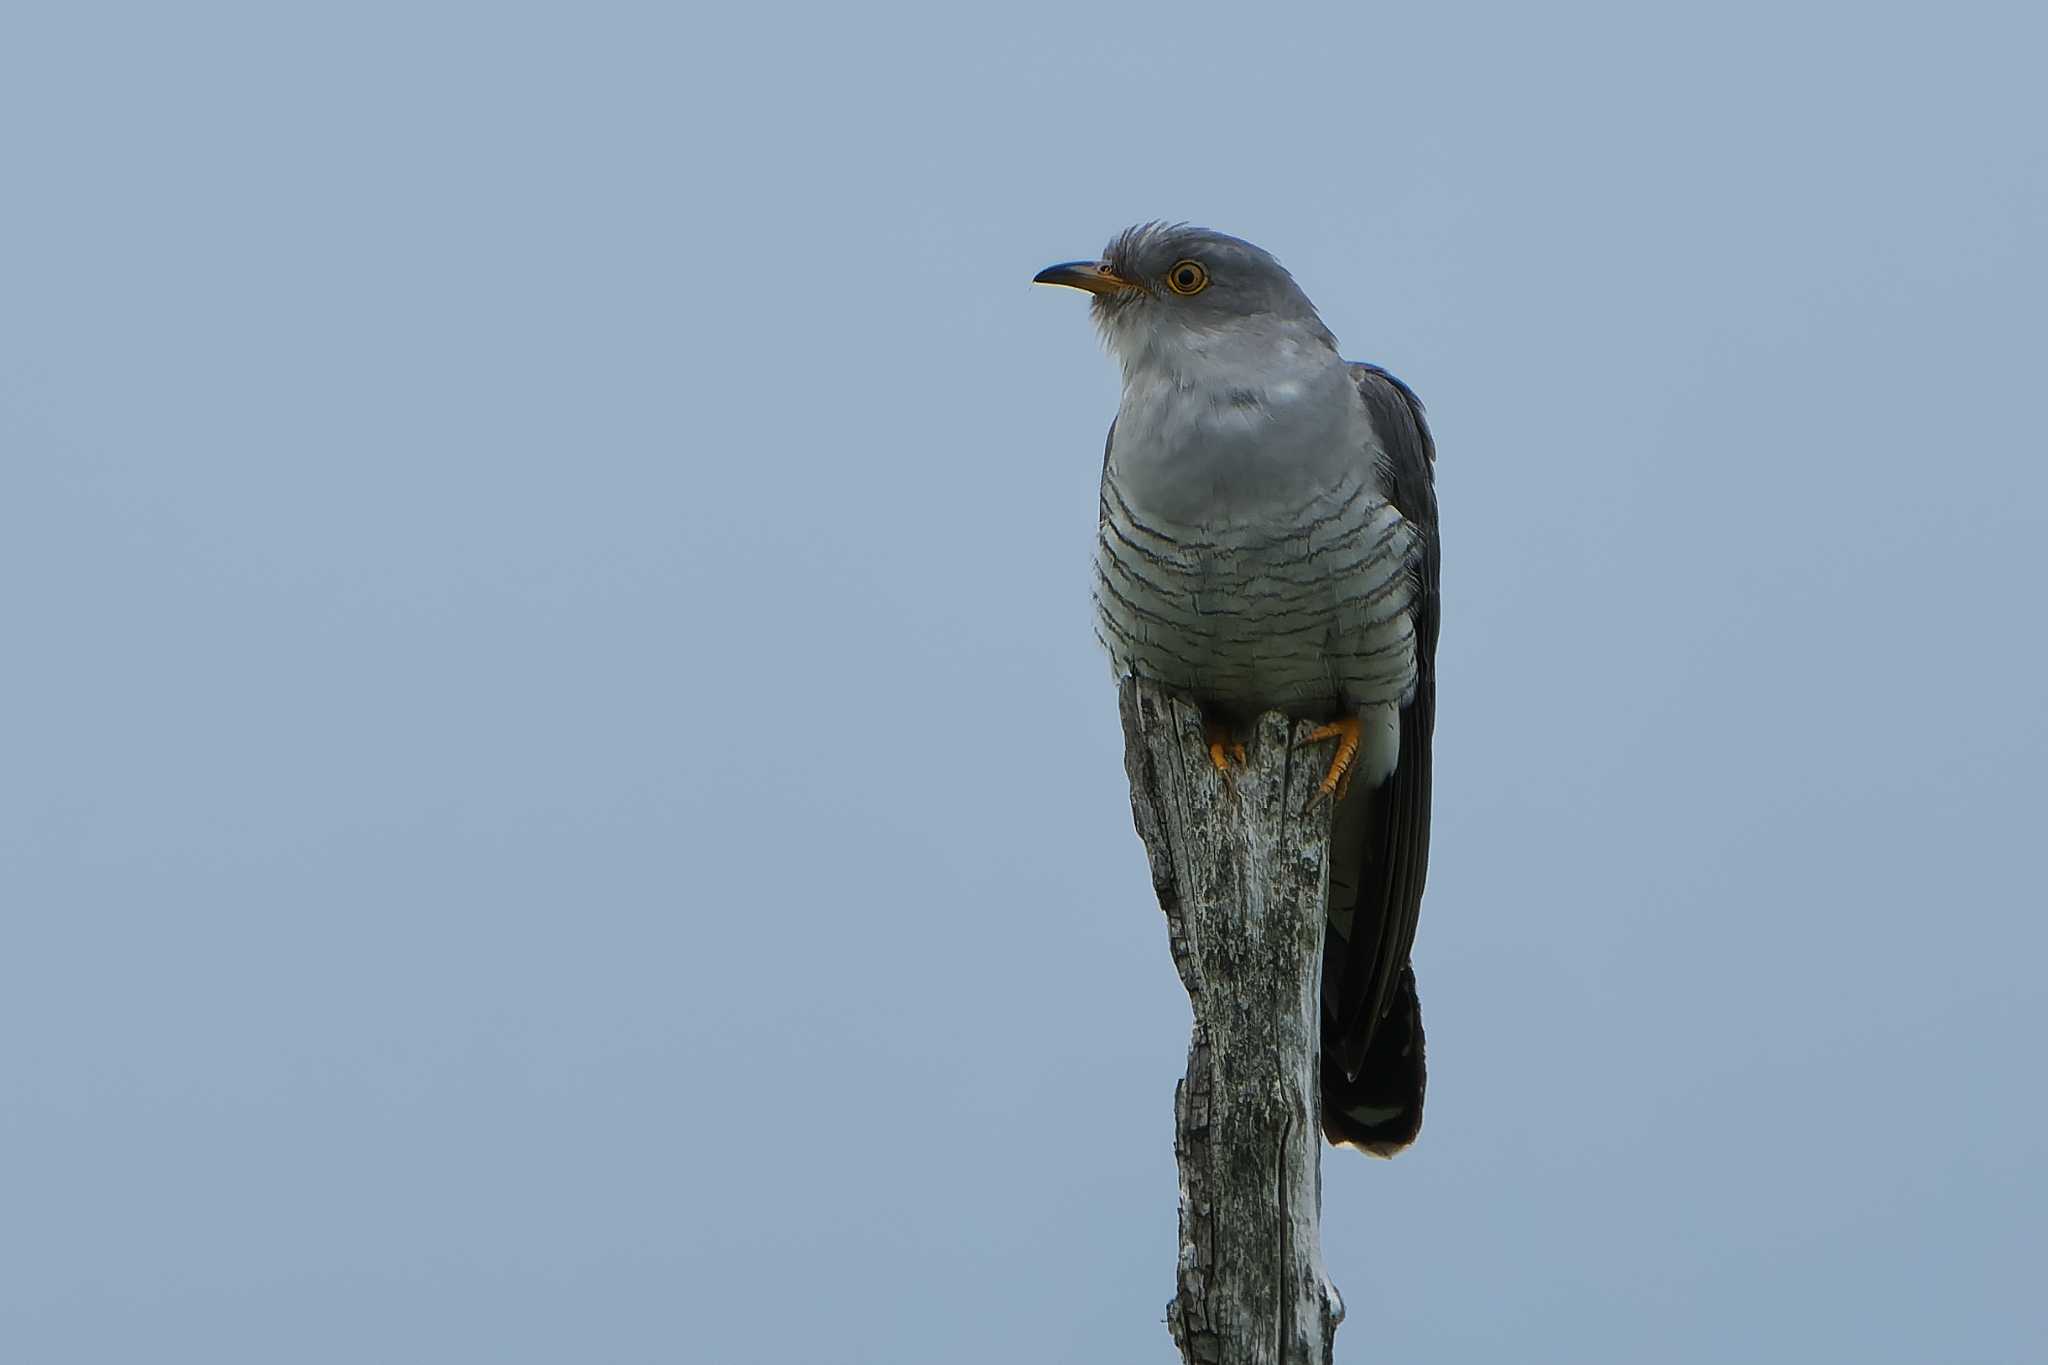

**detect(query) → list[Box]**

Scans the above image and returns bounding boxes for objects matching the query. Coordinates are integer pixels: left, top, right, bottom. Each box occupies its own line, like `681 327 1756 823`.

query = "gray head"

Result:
1033 223 1338 361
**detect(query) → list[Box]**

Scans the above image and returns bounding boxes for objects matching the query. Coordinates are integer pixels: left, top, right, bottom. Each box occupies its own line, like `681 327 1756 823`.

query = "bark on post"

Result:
1118 676 1343 1365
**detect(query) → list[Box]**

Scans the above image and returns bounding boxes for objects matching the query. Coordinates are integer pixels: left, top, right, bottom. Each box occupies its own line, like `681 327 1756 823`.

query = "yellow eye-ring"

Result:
1165 259 1209 295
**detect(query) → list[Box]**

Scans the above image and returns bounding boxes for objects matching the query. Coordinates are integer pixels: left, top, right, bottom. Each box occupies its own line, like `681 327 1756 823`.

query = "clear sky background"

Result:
4 3 2044 1362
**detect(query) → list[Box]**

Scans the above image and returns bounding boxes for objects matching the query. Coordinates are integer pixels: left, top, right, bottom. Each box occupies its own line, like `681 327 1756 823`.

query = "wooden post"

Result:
1119 677 1344 1365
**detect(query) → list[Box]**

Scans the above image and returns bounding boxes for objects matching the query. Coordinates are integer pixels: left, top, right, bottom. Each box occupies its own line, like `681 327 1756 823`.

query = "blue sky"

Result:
4 2 2044 1361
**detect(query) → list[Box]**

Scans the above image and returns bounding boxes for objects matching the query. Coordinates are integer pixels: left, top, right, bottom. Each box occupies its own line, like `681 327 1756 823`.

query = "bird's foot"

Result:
1297 716 1361 808
1204 718 1247 774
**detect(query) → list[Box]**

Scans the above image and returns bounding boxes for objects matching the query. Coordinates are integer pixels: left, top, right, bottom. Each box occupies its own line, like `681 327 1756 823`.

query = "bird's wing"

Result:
1098 418 1116 524
1330 362 1439 1081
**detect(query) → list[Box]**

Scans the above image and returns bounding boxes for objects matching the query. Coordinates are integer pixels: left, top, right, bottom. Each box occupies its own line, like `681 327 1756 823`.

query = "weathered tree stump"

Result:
1118 676 1343 1365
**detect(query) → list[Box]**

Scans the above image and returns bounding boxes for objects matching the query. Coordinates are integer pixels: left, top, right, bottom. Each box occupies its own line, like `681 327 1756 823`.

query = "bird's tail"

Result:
1320 963 1426 1157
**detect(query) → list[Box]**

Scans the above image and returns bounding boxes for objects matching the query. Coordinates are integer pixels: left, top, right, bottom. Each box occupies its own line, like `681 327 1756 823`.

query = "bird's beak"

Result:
1033 260 1143 296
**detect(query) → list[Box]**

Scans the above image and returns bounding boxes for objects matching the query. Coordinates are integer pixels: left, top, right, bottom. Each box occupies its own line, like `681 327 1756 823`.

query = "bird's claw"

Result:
1296 716 1361 810
1204 720 1246 775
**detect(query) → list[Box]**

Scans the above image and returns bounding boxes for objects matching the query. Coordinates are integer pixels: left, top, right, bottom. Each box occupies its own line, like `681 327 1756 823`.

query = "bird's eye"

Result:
1165 260 1209 296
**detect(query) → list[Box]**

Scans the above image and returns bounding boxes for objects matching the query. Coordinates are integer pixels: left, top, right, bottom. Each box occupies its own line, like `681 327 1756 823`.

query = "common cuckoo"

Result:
1036 224 1439 1155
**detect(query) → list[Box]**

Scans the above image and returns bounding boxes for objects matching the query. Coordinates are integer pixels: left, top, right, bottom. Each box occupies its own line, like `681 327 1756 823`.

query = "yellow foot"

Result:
1204 719 1247 774
1297 715 1362 806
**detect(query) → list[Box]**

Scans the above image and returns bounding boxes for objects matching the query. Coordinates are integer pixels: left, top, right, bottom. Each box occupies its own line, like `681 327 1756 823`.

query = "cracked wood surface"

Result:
1119 677 1344 1365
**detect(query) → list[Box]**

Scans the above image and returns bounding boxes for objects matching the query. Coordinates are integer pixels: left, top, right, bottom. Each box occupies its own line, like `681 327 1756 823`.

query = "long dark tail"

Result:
1320 962 1426 1156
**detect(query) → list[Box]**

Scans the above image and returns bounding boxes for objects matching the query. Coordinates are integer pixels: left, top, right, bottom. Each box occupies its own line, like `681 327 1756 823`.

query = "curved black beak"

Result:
1032 260 1142 296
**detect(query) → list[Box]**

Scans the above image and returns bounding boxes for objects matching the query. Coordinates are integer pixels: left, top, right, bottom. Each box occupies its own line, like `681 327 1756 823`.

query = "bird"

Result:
1035 224 1439 1156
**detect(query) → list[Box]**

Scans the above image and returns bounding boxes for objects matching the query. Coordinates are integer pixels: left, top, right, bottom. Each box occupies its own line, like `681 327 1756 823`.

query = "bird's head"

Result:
1033 223 1336 369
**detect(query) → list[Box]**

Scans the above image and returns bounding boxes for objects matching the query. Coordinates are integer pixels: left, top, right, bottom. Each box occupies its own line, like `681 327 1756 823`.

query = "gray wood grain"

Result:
1118 677 1344 1365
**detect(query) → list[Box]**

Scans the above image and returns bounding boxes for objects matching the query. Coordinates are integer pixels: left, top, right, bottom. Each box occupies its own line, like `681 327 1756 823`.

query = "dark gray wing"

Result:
1098 418 1116 523
1330 362 1438 1087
